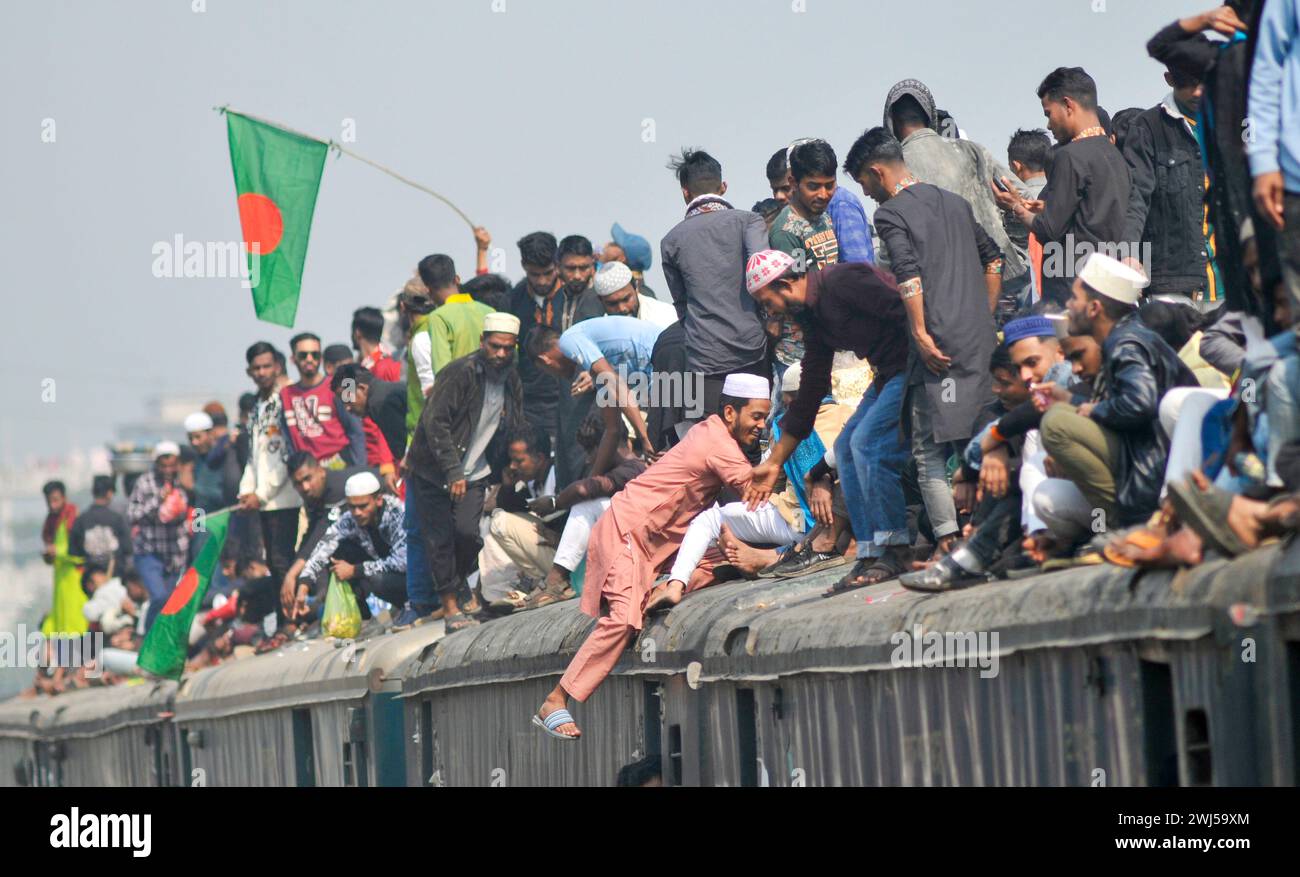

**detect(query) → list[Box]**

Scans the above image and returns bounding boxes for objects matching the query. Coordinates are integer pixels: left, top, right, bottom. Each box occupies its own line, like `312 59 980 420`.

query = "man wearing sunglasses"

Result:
280 332 368 470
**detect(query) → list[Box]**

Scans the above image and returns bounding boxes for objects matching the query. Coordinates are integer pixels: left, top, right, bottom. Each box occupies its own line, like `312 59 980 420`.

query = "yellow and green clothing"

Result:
430 293 493 373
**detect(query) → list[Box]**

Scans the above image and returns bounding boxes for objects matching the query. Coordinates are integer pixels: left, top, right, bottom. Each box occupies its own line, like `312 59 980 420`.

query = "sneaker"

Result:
759 542 850 579
391 604 438 631
899 555 983 592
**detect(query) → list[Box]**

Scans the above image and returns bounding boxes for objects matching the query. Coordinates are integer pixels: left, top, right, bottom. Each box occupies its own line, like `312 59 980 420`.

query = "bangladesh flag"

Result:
226 111 328 328
137 510 231 680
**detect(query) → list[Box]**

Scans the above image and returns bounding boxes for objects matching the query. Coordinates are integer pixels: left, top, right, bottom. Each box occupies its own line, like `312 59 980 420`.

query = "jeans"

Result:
1266 352 1300 487
908 387 962 541
403 492 435 611
965 491 1021 569
834 373 909 558
136 553 182 632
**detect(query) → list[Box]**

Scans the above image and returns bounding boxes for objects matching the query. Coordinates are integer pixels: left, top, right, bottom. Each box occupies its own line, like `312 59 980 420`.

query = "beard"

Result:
1068 309 1093 336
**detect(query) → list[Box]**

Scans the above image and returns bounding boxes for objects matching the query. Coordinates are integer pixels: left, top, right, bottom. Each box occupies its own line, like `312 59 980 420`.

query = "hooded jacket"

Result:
882 80 1025 282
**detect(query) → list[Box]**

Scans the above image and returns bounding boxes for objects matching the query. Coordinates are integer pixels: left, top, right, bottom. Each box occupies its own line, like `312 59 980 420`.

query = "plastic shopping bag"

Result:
321 574 362 639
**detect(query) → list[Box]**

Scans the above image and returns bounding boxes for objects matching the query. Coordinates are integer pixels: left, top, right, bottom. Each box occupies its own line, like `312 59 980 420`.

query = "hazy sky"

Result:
2 0 1192 468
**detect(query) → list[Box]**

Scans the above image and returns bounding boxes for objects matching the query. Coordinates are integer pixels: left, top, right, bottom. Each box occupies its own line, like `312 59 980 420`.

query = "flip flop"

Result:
532 708 580 741
1168 478 1250 557
1102 528 1164 568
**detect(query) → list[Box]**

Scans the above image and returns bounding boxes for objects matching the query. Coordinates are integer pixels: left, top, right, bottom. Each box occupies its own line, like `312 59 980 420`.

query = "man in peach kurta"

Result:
533 374 772 740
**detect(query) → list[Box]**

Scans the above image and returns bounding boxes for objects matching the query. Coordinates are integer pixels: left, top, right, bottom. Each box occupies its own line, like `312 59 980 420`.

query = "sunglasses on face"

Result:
296 350 321 361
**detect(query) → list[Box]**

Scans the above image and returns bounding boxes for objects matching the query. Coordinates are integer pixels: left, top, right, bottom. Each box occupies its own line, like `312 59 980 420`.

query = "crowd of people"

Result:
25 4 1300 745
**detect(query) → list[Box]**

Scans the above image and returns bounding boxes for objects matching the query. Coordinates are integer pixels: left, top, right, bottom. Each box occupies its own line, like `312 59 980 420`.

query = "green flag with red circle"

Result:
137 510 231 680
226 112 328 328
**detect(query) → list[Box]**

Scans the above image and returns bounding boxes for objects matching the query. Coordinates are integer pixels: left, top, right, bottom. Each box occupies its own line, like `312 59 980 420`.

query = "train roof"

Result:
0 679 175 739
173 620 445 722
402 539 1300 695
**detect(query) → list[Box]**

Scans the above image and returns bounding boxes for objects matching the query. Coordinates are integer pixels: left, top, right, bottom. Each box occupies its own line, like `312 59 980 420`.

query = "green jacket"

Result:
405 311 433 440
430 294 493 373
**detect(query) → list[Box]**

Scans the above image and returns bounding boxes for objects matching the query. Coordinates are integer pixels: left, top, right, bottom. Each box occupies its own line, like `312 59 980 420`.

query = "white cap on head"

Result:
1077 252 1147 305
780 363 802 394
183 412 214 433
344 471 382 498
722 373 770 400
482 312 521 336
153 440 181 459
593 261 633 298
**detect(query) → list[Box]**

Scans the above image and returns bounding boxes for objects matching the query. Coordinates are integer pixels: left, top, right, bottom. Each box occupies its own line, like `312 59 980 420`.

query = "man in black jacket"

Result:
506 231 603 439
1123 66 1220 311
1041 253 1199 532
405 312 527 631
68 475 132 575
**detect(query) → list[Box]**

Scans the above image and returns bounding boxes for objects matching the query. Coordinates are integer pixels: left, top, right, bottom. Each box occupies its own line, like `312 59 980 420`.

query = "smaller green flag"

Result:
137 511 231 680
226 112 328 328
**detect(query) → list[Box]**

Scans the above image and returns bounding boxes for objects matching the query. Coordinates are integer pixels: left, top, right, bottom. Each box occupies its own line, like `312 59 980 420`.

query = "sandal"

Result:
443 612 480 633
1168 477 1250 557
524 581 576 610
1102 528 1164 568
823 550 907 598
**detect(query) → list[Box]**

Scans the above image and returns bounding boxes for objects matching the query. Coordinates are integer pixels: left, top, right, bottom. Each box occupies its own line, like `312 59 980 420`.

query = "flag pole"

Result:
214 105 477 229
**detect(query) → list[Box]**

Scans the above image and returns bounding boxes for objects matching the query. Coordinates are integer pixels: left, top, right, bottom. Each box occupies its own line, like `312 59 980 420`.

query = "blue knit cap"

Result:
1002 315 1056 346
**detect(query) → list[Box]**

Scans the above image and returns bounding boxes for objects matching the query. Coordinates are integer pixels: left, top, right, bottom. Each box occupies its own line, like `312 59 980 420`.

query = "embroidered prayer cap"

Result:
745 249 797 295
780 363 802 394
1002 316 1057 346
344 471 382 497
482 312 521 336
593 261 634 298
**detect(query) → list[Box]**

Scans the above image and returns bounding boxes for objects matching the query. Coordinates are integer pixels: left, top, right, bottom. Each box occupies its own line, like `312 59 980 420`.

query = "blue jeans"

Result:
136 553 180 632
404 493 435 611
834 373 909 558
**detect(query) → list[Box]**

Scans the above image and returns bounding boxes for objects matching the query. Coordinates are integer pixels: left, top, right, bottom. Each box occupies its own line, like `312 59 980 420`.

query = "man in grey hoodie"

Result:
881 80 1028 307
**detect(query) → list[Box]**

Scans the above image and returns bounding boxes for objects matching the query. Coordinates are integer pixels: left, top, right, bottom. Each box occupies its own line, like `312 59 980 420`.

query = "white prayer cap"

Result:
344 471 382 497
1077 252 1147 305
593 261 633 298
780 363 802 394
482 312 521 336
722 373 770 399
153 440 181 459
184 412 214 433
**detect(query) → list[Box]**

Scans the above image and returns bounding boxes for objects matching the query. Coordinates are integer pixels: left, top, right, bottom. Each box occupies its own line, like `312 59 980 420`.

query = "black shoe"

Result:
899 555 982 592
760 542 850 579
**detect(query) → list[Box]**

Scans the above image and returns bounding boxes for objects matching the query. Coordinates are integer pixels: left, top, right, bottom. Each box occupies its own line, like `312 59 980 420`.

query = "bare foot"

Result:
718 524 778 575
1113 526 1203 568
645 579 685 613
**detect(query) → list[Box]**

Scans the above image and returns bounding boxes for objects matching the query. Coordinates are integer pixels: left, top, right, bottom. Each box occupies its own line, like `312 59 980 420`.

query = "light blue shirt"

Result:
1249 1 1300 189
558 315 662 378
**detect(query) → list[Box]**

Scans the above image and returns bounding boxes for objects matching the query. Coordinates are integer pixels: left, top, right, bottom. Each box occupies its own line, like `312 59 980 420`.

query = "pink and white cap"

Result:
745 249 796 295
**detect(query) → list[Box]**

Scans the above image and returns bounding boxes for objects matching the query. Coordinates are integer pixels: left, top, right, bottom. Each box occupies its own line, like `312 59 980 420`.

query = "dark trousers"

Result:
966 490 1022 569
690 359 770 426
259 507 300 585
556 386 595 489
1281 193 1300 320
409 473 487 598
328 539 408 617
